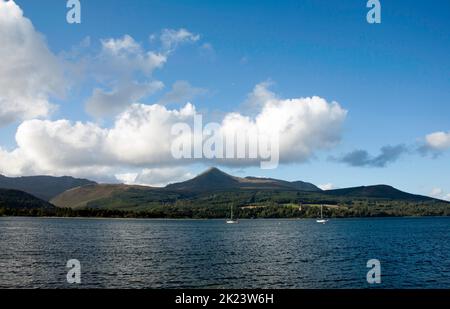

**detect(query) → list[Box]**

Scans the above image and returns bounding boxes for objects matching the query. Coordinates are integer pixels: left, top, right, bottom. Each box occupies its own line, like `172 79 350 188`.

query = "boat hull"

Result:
226 220 239 224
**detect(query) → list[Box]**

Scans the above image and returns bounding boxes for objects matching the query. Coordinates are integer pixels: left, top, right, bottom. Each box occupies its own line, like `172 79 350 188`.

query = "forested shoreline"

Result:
2 202 450 219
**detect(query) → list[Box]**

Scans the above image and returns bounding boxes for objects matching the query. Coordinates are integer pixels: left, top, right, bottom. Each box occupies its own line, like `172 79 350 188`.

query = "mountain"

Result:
244 177 321 191
48 167 450 218
166 167 321 192
0 174 96 201
166 167 240 191
51 184 152 209
51 167 322 210
324 185 434 201
0 189 54 209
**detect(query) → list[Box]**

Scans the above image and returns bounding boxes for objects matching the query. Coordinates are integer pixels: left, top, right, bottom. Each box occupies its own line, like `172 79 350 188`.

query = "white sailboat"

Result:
316 204 328 224
226 204 238 224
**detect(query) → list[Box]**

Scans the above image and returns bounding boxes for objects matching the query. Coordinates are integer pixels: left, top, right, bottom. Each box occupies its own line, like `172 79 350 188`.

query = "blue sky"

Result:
1 0 449 198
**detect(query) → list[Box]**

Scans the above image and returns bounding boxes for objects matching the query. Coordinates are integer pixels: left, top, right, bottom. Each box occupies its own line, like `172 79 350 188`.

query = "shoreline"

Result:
1 215 449 221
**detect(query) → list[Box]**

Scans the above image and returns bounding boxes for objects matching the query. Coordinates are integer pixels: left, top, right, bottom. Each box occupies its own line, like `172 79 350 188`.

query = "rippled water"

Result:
0 217 449 288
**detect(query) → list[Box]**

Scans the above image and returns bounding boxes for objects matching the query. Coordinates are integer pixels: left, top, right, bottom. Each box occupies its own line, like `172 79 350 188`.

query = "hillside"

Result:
324 185 434 201
242 177 320 191
51 167 325 210
0 189 54 210
50 184 151 209
0 174 96 201
48 167 450 218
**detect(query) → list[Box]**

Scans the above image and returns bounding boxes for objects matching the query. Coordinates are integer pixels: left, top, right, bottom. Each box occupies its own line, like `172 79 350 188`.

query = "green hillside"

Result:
0 189 54 210
50 184 159 209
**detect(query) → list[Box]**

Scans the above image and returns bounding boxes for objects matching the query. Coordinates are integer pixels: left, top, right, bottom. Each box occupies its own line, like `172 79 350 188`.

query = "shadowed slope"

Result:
324 185 434 201
0 189 54 209
0 174 96 201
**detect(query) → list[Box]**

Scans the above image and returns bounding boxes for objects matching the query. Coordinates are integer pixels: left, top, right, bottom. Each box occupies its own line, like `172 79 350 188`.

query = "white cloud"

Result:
431 188 443 197
425 131 450 151
430 188 450 201
84 30 201 117
86 81 164 117
0 83 346 178
157 81 206 106
116 167 193 187
1 0 203 122
104 103 197 165
101 34 140 55
318 183 337 191
160 28 200 51
244 81 277 109
99 35 167 77
0 83 347 180
0 103 197 178
0 147 29 176
114 172 139 184
247 83 347 164
0 0 65 126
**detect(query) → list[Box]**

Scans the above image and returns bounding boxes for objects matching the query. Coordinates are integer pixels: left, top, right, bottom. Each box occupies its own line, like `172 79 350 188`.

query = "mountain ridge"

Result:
166 167 322 192
325 185 434 201
0 174 96 201
49 167 449 211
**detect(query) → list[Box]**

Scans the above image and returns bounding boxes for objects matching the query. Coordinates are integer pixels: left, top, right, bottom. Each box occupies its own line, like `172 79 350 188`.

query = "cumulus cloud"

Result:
1 1 186 122
0 0 65 126
420 131 450 156
98 35 167 78
1 103 197 176
0 84 347 179
156 81 207 106
83 35 168 117
160 28 200 51
244 81 277 109
431 188 444 197
86 81 164 117
430 188 450 201
221 84 347 165
85 30 201 117
334 144 408 168
318 183 337 191
0 1 345 181
116 167 193 187
0 0 203 122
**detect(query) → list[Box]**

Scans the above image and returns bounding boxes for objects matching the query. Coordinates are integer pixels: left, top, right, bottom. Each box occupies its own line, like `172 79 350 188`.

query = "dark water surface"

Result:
0 217 449 288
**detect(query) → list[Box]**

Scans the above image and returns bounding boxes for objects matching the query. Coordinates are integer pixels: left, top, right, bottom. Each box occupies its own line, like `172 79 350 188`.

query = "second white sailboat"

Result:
316 204 329 224
226 204 238 224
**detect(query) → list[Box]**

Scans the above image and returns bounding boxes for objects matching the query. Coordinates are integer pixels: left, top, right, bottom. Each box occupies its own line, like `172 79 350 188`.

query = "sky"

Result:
0 0 449 199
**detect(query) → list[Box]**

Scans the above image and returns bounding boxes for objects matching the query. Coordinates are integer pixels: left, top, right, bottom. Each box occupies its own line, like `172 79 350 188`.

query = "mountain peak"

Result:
166 167 238 191
201 167 228 176
165 167 322 192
